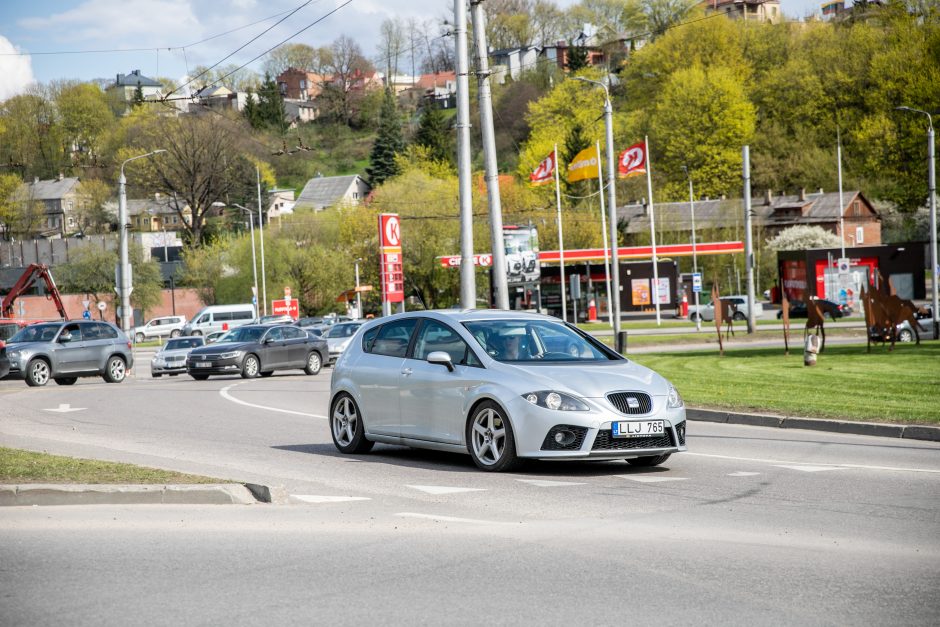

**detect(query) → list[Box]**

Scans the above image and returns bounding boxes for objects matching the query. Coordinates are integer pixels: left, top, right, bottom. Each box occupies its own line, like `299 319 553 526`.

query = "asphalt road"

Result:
1 367 939 625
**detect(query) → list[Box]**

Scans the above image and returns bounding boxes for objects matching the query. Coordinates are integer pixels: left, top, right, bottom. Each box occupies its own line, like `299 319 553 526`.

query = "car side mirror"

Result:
264 337 274 344
427 351 454 372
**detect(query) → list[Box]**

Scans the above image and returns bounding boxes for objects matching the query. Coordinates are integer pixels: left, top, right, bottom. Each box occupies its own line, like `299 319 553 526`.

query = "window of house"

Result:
300 79 307 89
856 227 864 244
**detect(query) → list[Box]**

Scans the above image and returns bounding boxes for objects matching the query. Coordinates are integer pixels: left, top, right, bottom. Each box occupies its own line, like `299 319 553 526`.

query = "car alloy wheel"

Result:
241 354 260 378
304 352 322 375
135 332 145 343
330 393 373 453
898 329 914 342
104 356 127 383
25 359 50 387
170 329 181 338
467 401 519 472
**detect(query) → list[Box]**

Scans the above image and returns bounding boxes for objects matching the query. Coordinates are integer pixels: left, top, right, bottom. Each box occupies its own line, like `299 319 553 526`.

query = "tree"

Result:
412 103 452 164
0 173 22 240
0 89 67 180
643 0 698 38
263 43 321 77
766 225 843 251
484 1 536 49
132 84 145 108
367 89 404 186
566 39 589 72
246 74 287 133
55 82 114 167
377 18 406 79
126 113 260 245
57 243 162 318
321 35 374 126
74 178 113 234
179 239 230 305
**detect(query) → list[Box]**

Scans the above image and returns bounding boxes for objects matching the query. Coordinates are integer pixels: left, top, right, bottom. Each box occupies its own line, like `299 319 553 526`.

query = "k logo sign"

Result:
529 152 556 186
618 143 646 178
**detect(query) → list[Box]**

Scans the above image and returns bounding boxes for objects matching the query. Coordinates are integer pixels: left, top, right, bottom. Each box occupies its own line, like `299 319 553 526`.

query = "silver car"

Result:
4 320 134 387
151 336 205 377
325 321 364 363
329 310 687 472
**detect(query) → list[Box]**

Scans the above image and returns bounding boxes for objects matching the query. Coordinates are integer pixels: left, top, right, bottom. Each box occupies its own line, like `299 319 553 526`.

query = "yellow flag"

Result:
567 146 600 183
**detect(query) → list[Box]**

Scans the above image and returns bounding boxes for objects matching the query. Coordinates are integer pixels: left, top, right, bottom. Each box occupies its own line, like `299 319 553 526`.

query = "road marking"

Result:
775 465 844 473
291 495 371 504
405 485 487 495
43 404 86 413
395 512 507 525
617 475 688 483
728 471 761 477
516 479 587 487
687 452 940 474
219 383 327 419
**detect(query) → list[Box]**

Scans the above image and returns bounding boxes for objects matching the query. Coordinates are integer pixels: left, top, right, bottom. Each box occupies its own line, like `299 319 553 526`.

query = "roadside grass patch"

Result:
630 342 940 424
0 447 224 484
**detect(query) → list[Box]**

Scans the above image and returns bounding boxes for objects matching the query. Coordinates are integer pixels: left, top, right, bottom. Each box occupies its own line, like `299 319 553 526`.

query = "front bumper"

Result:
151 360 187 375
186 356 243 376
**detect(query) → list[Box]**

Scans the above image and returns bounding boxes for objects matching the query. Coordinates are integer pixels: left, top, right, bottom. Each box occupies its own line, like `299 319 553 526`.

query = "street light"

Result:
232 203 260 315
573 76 621 338
897 106 938 340
118 149 166 335
354 257 363 319
682 165 701 332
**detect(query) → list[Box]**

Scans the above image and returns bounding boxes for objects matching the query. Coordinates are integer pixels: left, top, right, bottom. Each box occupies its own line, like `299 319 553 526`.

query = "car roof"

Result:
360 309 561 328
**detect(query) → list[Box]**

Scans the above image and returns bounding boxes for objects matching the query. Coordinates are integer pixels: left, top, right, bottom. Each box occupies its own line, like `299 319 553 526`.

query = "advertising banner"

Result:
631 279 651 305
378 213 404 304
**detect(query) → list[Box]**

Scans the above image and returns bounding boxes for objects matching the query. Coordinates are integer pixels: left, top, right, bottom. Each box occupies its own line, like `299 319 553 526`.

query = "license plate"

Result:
195 362 211 368
612 420 665 438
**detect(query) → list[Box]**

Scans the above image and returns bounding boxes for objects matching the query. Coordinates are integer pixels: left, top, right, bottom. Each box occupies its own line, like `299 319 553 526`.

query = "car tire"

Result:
241 354 260 379
626 453 671 467
25 358 51 387
898 328 914 342
191 330 202 336
135 332 145 343
260 371 274 378
170 329 181 338
152 373 162 378
54 377 78 386
304 351 322 375
733 312 746 321
690 312 700 322
777 311 783 319
466 400 520 472
103 356 127 383
330 393 374 454
190 373 210 381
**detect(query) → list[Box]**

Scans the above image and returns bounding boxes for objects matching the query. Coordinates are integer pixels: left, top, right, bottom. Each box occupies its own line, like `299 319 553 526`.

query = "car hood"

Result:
3 341 50 351
190 342 256 355
327 337 352 348
490 359 668 399
155 348 194 358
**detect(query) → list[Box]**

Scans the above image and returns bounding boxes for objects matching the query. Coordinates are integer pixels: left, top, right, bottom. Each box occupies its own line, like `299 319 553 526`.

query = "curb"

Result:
686 407 940 442
0 483 263 507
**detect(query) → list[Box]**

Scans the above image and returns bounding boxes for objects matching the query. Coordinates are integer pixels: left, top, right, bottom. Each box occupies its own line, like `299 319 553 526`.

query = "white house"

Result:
293 175 371 212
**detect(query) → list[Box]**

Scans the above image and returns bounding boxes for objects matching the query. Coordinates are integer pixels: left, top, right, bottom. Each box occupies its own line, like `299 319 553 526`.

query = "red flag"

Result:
618 142 646 178
529 151 556 186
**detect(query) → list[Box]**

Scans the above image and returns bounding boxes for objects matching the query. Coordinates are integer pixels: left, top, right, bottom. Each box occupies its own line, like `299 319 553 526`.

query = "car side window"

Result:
361 327 379 353
60 323 82 342
370 319 417 358
265 327 284 342
197 314 209 324
97 323 118 339
80 322 100 340
413 320 481 367
233 311 253 320
282 327 303 340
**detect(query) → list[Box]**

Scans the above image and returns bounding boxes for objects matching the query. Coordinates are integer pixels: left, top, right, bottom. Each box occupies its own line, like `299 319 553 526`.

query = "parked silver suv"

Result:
3 320 134 387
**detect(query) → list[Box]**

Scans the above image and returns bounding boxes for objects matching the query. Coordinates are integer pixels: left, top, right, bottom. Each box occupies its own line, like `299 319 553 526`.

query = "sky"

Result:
0 0 828 100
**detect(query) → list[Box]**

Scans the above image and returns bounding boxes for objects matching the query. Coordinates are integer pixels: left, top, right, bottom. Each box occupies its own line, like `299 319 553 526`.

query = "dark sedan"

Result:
185 324 328 380
777 299 849 319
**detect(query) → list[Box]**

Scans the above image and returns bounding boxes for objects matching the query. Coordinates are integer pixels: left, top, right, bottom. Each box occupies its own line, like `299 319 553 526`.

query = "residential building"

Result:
126 194 192 232
702 0 782 23
490 46 541 82
276 68 330 101
283 99 321 126
267 189 296 222
108 70 164 114
191 85 245 112
294 175 371 212
23 175 83 237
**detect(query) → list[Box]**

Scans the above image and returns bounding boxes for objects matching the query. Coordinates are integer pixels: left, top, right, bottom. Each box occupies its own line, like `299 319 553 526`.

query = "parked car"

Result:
329 310 687 472
0 345 10 379
151 336 205 377
869 319 928 343
132 315 187 343
186 324 328 380
777 299 849 319
3 320 133 387
295 317 325 327
180 304 256 337
325 321 365 363
205 330 229 344
256 314 295 325
689 295 764 322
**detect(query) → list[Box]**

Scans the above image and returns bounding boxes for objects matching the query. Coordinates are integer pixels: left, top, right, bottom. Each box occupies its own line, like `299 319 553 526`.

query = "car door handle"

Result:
401 368 413 376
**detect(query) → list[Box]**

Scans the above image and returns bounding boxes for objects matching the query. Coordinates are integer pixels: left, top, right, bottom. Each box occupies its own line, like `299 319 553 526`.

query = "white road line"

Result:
291 495 371 503
219 383 327 419
728 471 761 477
516 479 587 487
775 465 845 473
617 475 688 483
405 485 487 495
686 452 940 474
395 512 508 525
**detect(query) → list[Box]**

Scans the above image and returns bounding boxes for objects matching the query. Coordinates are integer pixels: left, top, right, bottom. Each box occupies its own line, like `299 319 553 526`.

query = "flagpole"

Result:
645 136 661 325
596 141 612 327
554 144 567 322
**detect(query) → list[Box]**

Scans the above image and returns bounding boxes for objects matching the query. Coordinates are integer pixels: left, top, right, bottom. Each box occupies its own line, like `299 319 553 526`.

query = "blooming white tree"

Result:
766 225 842 251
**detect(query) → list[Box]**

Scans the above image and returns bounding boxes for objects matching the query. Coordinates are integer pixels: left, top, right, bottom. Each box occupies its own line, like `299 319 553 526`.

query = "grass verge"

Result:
0 447 223 484
630 342 940 424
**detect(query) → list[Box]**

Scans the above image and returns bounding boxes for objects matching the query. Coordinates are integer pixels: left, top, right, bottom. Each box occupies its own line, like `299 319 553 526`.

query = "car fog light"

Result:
554 430 576 446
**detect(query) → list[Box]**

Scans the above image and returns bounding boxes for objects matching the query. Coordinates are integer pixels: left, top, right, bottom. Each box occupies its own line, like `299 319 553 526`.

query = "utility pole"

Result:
743 145 756 334
455 0 475 308
256 166 267 316
470 0 508 310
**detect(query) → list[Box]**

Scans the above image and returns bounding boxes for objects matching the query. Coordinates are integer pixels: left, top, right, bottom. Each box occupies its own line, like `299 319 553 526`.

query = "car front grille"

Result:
676 422 686 446
540 425 589 451
591 429 674 451
606 392 653 415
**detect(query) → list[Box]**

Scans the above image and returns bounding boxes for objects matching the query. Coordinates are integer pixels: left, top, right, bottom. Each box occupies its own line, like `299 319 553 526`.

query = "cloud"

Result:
0 37 36 101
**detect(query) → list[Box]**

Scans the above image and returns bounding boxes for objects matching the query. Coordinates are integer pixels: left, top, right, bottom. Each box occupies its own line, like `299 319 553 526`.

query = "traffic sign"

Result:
97 301 106 312
82 310 91 320
692 273 702 293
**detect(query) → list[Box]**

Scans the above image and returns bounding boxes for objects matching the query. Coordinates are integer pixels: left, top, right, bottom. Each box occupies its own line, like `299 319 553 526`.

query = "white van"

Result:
180 304 256 336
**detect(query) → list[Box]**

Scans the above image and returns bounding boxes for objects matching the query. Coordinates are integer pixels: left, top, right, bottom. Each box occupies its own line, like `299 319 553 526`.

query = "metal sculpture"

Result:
781 292 790 355
712 282 724 356
864 285 922 351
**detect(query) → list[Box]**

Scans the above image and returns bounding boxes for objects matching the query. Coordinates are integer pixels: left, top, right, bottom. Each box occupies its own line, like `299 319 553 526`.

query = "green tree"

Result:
412 103 452 164
74 178 114 234
566 40 589 72
0 173 23 240
58 244 162 318
55 82 114 167
366 89 404 186
132 84 145 108
179 239 230 305
248 73 287 133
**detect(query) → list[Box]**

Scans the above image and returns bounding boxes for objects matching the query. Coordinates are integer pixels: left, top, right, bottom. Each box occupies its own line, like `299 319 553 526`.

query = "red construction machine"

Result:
0 263 69 343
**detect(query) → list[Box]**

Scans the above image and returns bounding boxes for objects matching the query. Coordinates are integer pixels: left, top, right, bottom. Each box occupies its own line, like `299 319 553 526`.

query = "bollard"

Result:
803 333 820 366
616 330 628 354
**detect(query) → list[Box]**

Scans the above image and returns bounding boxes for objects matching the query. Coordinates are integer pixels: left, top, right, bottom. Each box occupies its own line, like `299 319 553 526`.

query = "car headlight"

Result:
7 350 21 359
667 384 684 409
219 351 242 359
523 391 589 411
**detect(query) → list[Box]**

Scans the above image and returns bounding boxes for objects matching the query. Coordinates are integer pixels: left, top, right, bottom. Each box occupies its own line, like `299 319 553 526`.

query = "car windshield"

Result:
327 323 360 338
165 338 202 351
219 327 265 343
463 319 616 363
8 323 61 343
